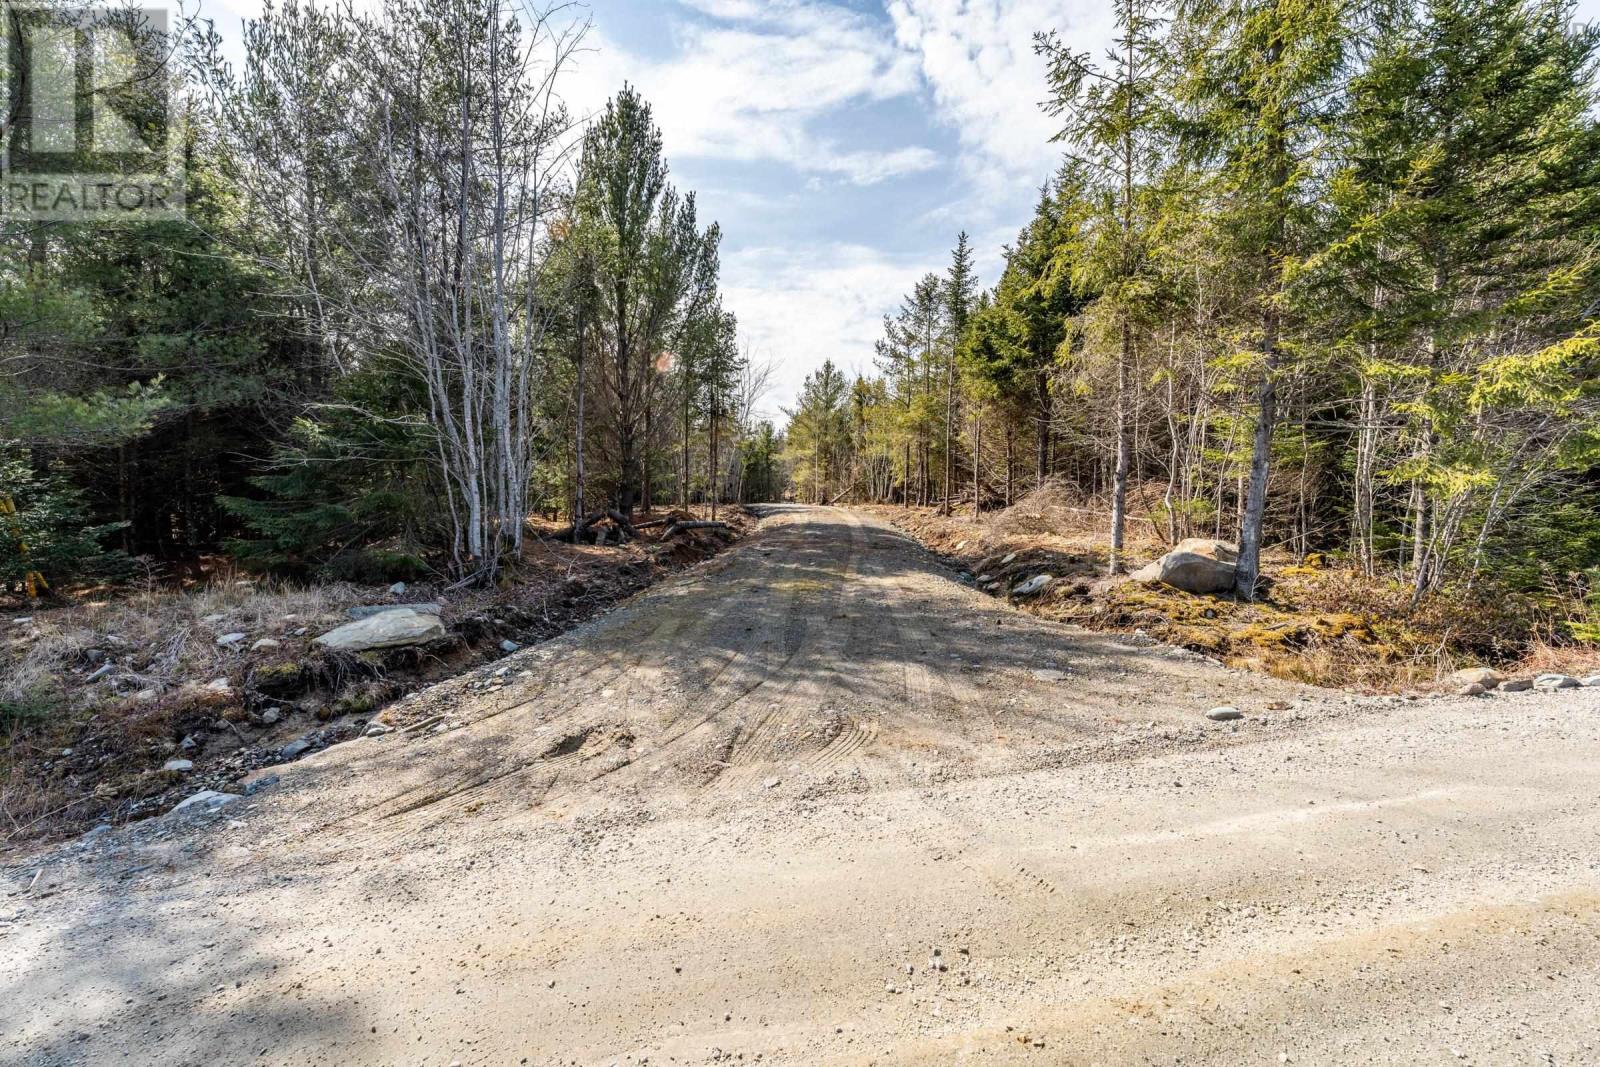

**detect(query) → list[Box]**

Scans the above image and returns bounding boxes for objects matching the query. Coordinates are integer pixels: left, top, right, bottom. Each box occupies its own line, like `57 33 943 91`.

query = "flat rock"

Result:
1012 574 1052 597
216 632 247 647
162 759 194 772
346 603 443 621
279 738 312 760
202 677 232 695
1499 678 1533 692
168 790 239 817
1450 667 1505 690
1205 706 1244 721
365 723 390 737
250 638 281 653
316 609 446 652
1582 676 1600 687
1534 673 1581 690
500 639 522 653
1031 668 1068 682
389 581 408 594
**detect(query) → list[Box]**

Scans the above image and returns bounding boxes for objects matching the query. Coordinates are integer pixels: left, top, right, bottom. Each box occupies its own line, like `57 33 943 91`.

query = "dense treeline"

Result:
2 0 779 591
784 0 1600 603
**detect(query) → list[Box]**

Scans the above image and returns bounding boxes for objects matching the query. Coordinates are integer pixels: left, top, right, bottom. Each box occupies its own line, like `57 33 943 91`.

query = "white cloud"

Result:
720 243 944 417
887 0 1117 195
562 2 937 185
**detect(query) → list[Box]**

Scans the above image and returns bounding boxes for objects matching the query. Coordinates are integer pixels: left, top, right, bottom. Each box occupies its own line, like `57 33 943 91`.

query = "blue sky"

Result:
199 0 1600 420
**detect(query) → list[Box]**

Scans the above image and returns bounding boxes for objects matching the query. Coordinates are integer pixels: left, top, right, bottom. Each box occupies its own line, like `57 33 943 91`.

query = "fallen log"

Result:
663 520 730 539
559 511 607 542
605 509 639 540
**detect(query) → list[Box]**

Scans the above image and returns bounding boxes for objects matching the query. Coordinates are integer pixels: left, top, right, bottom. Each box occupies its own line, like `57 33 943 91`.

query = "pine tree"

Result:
941 233 977 514
1039 0 1168 571
1172 0 1350 597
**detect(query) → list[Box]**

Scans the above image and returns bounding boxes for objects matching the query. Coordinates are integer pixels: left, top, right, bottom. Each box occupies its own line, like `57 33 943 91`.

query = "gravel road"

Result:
5 504 1599 1065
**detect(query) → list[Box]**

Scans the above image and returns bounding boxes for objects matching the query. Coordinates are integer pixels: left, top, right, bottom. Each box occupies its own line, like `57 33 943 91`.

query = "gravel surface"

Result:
4 505 1599 1065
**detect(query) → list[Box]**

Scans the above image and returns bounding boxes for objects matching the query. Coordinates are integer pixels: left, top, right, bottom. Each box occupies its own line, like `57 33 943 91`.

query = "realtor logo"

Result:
1 4 186 220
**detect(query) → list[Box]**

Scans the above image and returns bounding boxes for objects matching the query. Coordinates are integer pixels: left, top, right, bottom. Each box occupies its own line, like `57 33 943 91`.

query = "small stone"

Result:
1000 552 1017 565
500 639 521 653
180 735 197 750
365 723 390 737
763 777 780 789
1500 678 1533 692
86 663 114 682
1456 683 1486 697
1534 673 1581 690
203 677 233 695
1031 668 1067 682
163 759 194 772
134 688 158 701
11 616 32 625
259 708 281 725
216 632 247 647
1206 706 1243 721
389 581 408 595
279 738 311 760
1449 667 1505 690
250 638 281 653
1012 574 1052 597
243 773 279 796
168 790 239 816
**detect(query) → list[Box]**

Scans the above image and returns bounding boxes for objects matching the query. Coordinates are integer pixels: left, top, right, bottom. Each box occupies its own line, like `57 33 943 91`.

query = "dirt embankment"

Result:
0 509 752 849
866 499 1600 692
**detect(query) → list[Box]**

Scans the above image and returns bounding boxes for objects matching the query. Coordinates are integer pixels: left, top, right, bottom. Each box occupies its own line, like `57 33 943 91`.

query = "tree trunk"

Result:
1353 372 1378 577
1233 327 1279 600
941 344 955 515
1109 317 1133 574
972 407 982 520
1035 368 1050 488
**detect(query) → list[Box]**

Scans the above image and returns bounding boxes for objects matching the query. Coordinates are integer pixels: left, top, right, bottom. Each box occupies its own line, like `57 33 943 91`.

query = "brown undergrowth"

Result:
866 495 1593 693
0 507 751 849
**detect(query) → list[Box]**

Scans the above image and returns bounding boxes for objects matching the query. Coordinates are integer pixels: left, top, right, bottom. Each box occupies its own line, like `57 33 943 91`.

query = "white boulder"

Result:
314 608 446 653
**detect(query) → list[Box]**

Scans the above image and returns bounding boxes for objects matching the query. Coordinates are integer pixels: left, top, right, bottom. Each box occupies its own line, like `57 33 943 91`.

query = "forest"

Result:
3 0 781 594
4 0 1600 623
785 0 1600 612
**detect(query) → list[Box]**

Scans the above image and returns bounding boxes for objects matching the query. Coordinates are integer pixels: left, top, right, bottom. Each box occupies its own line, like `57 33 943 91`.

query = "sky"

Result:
197 0 1600 422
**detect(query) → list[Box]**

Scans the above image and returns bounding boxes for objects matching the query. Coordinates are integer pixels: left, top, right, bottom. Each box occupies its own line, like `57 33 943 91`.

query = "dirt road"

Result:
6 505 1600 1065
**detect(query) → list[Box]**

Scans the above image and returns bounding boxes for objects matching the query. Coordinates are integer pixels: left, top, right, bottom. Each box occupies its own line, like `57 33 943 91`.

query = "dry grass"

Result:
868 502 1593 694
2 580 357 712
0 579 365 843
0 510 757 848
